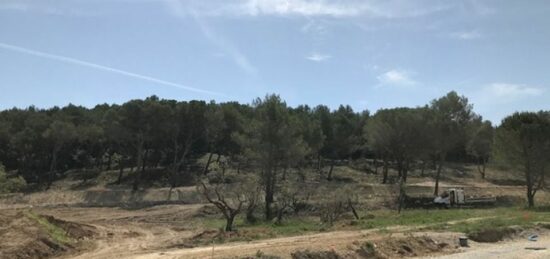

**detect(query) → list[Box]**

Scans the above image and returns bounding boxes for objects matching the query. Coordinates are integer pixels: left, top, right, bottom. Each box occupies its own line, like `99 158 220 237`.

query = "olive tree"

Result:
197 162 259 232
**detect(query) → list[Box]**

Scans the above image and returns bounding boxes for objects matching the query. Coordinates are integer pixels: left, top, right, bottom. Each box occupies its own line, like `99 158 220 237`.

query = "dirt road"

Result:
123 230 459 259
4 204 547 259
423 238 550 259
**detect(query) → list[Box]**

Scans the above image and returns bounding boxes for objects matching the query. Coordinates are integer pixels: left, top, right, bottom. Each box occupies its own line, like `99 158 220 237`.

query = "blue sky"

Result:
0 0 549 123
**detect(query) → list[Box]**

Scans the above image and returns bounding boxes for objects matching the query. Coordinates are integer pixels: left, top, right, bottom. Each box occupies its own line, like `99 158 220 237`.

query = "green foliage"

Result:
235 95 309 219
467 120 494 160
494 111 550 207
0 92 545 201
0 164 26 193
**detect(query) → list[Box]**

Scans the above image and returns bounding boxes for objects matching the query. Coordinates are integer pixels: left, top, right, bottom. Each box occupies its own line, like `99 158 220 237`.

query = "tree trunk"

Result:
348 199 359 220
403 160 410 183
276 207 284 224
141 149 148 172
397 175 406 214
117 159 124 185
265 192 273 220
420 161 426 177
317 155 322 172
203 153 214 175
477 158 486 179
225 213 236 232
397 160 403 179
106 153 113 170
264 168 275 220
327 161 335 181
170 134 193 188
46 145 60 190
434 157 444 196
527 191 535 208
382 158 388 184
132 141 144 192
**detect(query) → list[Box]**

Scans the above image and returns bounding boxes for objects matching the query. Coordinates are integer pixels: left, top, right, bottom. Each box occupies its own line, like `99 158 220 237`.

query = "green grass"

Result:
357 208 501 229
201 216 320 236
196 207 550 243
25 211 73 244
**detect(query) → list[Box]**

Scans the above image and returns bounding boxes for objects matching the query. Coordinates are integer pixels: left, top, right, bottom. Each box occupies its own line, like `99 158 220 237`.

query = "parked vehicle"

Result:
433 188 496 208
404 188 496 209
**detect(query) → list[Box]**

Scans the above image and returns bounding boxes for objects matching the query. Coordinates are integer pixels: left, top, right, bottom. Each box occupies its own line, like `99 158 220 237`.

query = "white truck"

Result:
433 188 496 208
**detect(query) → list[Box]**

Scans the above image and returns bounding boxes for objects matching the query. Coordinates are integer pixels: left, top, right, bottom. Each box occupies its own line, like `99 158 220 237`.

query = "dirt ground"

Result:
420 237 550 259
0 204 538 259
128 231 461 259
1 165 548 259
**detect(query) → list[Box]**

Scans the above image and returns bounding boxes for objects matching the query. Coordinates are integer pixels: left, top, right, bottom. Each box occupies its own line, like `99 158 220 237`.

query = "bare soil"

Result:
0 210 96 259
1 165 548 258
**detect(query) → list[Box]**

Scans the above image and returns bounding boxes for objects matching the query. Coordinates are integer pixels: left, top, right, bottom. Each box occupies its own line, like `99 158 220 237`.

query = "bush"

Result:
0 164 27 193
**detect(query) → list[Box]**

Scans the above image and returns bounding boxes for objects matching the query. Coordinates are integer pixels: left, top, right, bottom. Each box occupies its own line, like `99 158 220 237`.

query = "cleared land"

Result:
1 164 550 259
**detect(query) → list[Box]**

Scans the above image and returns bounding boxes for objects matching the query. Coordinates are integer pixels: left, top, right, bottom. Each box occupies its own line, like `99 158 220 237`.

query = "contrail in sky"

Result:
0 42 223 96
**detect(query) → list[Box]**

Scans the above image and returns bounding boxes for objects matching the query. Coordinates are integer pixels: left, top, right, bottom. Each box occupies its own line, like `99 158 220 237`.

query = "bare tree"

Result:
319 186 360 226
197 163 252 231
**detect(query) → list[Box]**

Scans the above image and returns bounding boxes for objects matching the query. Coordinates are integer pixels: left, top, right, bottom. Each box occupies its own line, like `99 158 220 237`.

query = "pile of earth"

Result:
291 235 455 259
0 210 96 259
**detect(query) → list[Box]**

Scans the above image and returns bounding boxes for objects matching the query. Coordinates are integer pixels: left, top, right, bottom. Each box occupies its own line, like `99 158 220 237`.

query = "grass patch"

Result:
196 216 321 243
357 208 500 229
25 211 73 244
195 207 550 244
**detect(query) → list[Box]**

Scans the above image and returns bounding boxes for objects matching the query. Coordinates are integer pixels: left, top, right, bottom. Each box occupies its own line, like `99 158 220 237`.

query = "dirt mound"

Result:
356 235 451 258
0 210 96 259
291 249 342 259
468 226 521 243
289 235 453 259
41 214 97 240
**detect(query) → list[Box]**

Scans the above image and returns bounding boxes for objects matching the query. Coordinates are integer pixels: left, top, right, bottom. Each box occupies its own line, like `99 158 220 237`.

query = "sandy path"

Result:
67 215 490 259
422 237 550 259
127 230 463 259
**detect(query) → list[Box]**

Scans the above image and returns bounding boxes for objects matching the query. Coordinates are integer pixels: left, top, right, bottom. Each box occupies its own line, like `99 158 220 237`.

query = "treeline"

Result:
0 92 549 208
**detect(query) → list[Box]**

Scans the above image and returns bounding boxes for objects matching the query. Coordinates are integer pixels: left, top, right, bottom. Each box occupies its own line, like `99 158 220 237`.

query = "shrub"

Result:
0 164 27 193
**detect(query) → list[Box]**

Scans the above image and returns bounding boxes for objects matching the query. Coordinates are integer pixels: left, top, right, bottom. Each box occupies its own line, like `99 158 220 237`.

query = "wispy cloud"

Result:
164 0 453 18
166 0 258 75
306 52 331 62
0 42 223 96
3 0 457 18
471 82 544 105
449 30 482 40
487 83 544 98
241 0 363 17
376 70 416 86
0 2 101 16
194 15 257 75
470 82 545 122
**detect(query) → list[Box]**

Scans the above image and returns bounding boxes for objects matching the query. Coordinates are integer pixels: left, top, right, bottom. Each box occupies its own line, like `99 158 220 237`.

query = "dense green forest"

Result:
0 91 549 213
